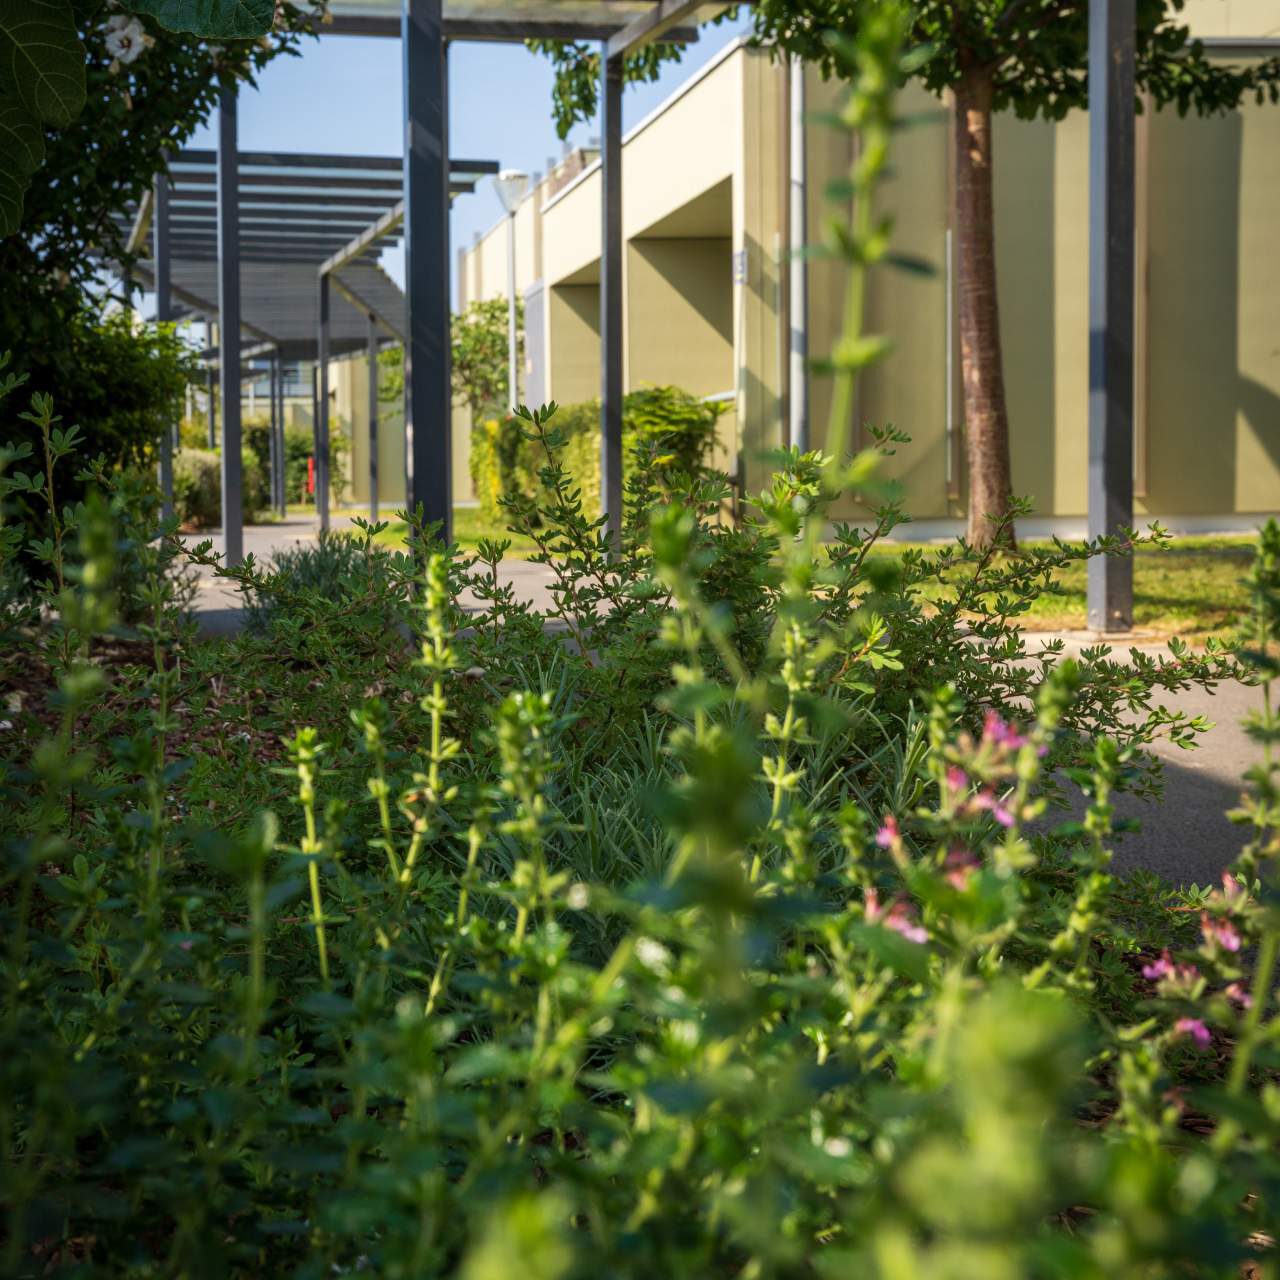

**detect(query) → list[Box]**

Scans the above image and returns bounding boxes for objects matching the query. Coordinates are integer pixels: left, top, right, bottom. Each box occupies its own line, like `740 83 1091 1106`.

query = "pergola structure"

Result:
125 147 498 537
150 1 723 564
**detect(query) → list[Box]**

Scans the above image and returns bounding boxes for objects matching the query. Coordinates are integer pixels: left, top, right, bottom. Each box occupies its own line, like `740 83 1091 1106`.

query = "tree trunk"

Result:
953 66 1016 550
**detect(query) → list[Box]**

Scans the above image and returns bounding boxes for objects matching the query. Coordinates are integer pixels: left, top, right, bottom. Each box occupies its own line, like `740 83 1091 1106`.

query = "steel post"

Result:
154 166 174 519
216 88 244 566
506 210 519 410
401 0 452 539
599 50 624 544
368 311 380 521
317 271 331 533
1086 0 1136 631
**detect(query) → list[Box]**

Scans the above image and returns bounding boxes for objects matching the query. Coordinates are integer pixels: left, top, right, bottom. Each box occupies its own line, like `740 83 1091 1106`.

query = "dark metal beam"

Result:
402 0 452 538
599 49 624 544
154 166 174 519
320 200 405 276
217 89 244 567
606 0 704 60
173 171 405 192
175 149 403 171
268 348 280 519
319 13 699 43
331 271 405 344
1086 0 1136 632
317 271 331 534
368 312 380 522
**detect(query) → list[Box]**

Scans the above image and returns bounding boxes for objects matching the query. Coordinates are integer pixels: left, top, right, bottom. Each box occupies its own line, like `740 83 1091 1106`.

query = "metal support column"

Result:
599 49 624 544
275 354 287 516
788 55 809 454
216 88 244 566
154 166 174 519
368 312 380 521
506 210 519 409
268 350 280 517
401 0 452 539
317 272 331 533
1086 0 1136 632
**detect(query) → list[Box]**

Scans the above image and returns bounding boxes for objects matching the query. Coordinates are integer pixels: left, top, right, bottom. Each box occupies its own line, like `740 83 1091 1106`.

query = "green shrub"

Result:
173 446 220 528
242 529 411 633
471 385 722 522
174 446 270 529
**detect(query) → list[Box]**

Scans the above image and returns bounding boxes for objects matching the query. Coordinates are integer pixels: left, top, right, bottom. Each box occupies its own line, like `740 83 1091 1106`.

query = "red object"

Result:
307 455 315 497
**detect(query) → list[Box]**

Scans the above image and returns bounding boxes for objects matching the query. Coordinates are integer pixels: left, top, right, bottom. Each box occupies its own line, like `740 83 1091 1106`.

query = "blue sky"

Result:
185 14 754 307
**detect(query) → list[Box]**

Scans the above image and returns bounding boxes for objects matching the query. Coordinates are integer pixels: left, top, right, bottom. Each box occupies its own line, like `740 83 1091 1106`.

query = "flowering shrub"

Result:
470 385 722 522
2 9 1278 1275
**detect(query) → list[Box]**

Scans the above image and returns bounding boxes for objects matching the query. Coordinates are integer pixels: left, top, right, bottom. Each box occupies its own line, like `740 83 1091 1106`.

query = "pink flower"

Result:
982 711 1027 750
875 816 900 848
1141 949 1199 991
944 846 976 890
1200 912 1242 953
884 903 928 945
1174 1017 1212 1049
972 789 1015 828
1220 872 1246 904
864 889 928 944
1224 982 1253 1010
178 940 194 952
945 766 967 795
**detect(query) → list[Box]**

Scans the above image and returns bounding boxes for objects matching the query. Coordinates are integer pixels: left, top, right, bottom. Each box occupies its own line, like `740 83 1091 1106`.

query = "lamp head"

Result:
493 168 531 215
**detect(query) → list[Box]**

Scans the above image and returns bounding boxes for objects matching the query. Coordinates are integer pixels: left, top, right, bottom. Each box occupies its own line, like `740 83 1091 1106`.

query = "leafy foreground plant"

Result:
4 9 1279 1276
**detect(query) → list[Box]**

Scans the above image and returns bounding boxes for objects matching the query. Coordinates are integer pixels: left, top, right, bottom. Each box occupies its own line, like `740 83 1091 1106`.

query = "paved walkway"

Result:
181 517 1262 887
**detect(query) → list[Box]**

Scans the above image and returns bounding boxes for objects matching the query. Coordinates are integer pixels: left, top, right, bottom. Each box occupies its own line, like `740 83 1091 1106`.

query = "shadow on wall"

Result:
996 111 1059 514
1147 107 1243 514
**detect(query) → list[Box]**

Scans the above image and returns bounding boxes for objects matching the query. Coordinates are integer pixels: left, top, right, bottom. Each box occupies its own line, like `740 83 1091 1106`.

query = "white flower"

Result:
566 882 590 910
634 937 671 973
103 15 154 66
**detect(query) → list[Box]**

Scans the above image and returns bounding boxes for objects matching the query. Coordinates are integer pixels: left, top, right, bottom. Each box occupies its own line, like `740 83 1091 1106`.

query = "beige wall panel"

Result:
841 81 950 521
1233 87 1280 512
736 50 785 494
628 236 735 470
1145 96 1280 516
622 52 740 240
543 168 603 287
993 108 1090 520
331 355 410 509
548 283 601 406
803 68 852 471
1182 0 1280 36
627 238 734 393
541 46 744 290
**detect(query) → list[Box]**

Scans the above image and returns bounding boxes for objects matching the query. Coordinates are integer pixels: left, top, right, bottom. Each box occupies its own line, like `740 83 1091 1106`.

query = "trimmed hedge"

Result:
470 385 722 522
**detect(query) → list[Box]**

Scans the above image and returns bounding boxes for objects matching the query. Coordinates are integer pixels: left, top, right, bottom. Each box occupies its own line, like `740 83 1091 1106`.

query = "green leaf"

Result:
128 0 274 38
0 0 86 127
0 96 43 175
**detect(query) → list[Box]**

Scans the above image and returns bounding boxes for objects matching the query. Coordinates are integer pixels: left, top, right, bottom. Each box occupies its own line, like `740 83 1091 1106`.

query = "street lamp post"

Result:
493 168 530 412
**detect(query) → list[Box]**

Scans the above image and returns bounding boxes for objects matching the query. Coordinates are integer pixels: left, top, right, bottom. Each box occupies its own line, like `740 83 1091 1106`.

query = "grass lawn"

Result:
872 533 1258 640
313 504 1259 641
322 504 542 559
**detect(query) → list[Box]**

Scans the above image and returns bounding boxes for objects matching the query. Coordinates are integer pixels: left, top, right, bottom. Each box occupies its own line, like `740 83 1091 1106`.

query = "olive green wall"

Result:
547 283 601 408
857 82 952 521
1146 89 1280 517
735 50 787 495
331 354 415 510
628 236 736 474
